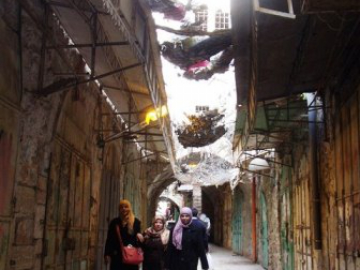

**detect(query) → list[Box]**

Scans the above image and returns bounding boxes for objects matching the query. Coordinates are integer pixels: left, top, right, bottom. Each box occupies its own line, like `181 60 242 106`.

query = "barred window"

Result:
215 10 230 30
195 10 208 31
196 106 210 113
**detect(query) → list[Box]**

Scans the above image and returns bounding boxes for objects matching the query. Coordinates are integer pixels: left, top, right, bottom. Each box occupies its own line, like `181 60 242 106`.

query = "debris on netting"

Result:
150 0 238 186
147 0 186 21
175 110 226 148
174 151 239 186
160 31 232 72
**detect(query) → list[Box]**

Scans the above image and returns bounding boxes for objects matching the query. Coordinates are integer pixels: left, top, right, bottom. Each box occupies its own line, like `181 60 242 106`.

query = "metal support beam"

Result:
37 4 49 91
46 41 129 49
129 132 164 136
243 152 292 167
122 153 157 165
53 72 90 76
39 62 143 96
46 0 109 15
265 106 327 111
125 139 164 143
101 111 144 116
65 0 91 26
103 85 149 96
90 12 98 77
18 0 85 87
267 118 323 124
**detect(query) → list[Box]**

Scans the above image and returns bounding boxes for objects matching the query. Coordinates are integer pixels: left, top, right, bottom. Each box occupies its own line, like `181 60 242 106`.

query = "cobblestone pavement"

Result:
198 244 265 270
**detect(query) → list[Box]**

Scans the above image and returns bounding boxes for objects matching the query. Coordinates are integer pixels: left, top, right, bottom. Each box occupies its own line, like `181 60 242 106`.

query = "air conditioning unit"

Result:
301 0 360 13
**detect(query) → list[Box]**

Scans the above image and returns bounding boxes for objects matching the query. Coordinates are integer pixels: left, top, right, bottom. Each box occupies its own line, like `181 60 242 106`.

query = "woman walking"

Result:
104 200 143 270
165 207 209 270
141 215 170 270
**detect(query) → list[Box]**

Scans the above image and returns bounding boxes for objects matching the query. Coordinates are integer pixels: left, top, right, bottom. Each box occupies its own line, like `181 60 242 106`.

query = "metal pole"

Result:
46 41 129 49
252 176 257 262
103 85 149 96
39 62 143 95
306 93 322 250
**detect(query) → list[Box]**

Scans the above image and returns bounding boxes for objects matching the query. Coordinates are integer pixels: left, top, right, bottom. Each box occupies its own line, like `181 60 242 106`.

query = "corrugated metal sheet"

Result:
333 90 360 269
294 155 314 270
0 104 19 269
96 147 121 270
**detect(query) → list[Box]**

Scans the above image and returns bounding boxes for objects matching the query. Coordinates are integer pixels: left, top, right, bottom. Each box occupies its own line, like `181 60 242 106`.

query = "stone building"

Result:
1 0 360 270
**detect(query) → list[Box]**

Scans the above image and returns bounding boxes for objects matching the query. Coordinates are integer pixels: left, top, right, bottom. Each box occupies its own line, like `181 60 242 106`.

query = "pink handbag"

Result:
116 225 144 265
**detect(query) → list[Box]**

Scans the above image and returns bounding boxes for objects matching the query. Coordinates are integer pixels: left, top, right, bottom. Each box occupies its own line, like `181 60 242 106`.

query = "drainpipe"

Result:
306 93 322 250
41 153 52 270
252 176 257 261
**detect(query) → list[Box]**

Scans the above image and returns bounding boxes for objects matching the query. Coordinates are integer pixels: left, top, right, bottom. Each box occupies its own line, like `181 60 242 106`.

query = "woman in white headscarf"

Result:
164 207 208 270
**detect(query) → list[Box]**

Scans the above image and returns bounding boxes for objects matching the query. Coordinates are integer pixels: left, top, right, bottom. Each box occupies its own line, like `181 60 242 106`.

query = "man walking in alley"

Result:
191 208 209 253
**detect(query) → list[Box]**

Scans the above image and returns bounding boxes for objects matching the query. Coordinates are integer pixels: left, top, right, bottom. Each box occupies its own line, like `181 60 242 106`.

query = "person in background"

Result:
165 207 208 270
199 213 211 236
104 200 143 270
191 208 209 253
141 215 170 270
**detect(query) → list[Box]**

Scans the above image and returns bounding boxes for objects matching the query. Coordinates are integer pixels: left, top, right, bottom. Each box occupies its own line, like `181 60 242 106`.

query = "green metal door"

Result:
280 167 294 270
232 188 243 254
260 192 269 269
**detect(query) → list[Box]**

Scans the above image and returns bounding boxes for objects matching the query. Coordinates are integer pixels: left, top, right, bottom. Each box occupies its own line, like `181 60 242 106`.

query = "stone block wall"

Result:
0 1 152 269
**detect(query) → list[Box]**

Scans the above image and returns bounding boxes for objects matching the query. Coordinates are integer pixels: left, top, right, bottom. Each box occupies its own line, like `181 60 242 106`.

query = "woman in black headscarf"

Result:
141 215 170 270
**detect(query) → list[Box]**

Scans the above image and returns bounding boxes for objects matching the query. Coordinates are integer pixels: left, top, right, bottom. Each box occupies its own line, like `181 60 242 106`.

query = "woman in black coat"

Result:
141 215 170 270
104 200 143 270
165 207 209 270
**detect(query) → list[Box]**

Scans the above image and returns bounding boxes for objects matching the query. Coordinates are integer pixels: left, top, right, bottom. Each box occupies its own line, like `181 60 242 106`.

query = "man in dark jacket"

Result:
191 208 209 252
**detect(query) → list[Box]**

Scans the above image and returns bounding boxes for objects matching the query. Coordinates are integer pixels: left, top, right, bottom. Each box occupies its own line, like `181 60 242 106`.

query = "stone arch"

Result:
147 165 175 226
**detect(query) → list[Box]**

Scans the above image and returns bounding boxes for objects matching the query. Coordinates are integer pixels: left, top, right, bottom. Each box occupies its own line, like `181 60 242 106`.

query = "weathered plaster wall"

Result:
237 183 253 258
257 172 281 270
0 1 152 270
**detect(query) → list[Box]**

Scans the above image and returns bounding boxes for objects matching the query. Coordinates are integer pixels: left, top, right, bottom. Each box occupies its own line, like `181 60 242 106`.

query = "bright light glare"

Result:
145 105 168 125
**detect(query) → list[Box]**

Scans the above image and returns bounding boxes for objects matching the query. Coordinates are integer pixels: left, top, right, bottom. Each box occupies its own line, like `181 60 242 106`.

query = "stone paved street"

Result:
199 244 265 270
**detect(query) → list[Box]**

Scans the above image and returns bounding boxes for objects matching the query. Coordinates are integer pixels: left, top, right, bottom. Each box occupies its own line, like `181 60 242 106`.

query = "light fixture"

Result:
188 162 198 168
145 105 168 125
248 157 270 171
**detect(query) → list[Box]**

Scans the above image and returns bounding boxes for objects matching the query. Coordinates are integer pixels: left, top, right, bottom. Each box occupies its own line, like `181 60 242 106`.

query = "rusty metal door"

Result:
333 91 360 270
44 141 91 270
0 105 18 269
95 162 121 270
294 156 313 270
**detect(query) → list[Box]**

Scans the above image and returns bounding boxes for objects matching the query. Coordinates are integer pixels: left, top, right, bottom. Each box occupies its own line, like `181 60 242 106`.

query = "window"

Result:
196 106 210 113
195 10 208 31
215 10 230 30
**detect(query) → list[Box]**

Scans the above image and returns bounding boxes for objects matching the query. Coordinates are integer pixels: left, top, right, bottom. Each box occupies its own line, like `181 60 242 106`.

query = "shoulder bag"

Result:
116 225 144 265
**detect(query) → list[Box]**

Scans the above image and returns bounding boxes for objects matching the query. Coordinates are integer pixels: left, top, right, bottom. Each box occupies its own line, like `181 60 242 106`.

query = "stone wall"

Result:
0 1 150 269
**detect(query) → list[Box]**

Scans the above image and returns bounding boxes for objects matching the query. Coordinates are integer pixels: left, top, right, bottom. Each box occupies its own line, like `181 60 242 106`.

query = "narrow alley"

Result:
1 0 360 270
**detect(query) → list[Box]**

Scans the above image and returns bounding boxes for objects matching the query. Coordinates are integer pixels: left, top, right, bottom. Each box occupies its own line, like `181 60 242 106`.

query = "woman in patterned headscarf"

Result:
140 215 170 270
165 207 208 270
104 200 143 270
